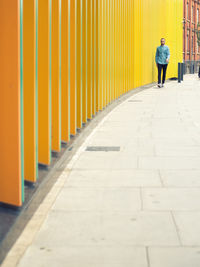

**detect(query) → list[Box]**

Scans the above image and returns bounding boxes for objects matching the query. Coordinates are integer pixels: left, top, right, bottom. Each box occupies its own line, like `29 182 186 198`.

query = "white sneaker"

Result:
158 83 161 88
162 83 164 87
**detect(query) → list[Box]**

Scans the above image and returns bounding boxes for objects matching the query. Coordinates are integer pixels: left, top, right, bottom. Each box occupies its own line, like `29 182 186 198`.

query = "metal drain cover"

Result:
86 146 120 152
128 99 143 102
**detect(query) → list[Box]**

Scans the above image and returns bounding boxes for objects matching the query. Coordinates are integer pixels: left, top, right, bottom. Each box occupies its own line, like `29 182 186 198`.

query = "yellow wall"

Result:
139 0 183 85
0 0 183 206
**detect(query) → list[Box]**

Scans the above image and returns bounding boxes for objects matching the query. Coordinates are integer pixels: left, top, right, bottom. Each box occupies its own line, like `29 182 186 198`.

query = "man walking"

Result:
155 38 170 88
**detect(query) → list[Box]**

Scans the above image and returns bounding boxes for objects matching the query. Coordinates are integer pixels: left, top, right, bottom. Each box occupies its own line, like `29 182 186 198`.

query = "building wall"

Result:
183 0 200 61
0 0 183 207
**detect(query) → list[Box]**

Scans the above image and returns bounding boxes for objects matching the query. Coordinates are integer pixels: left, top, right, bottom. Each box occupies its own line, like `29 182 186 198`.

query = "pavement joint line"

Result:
140 188 144 211
170 211 183 247
158 170 165 187
146 247 151 267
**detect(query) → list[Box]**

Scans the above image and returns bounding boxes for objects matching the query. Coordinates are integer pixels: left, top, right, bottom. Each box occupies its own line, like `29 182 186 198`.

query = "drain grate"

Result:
86 146 120 152
128 99 143 102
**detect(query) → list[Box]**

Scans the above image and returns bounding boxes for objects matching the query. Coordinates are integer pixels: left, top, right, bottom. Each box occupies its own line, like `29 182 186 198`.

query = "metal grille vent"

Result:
128 99 143 102
86 146 120 152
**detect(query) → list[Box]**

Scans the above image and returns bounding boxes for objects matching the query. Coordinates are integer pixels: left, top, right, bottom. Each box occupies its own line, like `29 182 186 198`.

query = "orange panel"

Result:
87 0 93 119
77 0 82 129
106 0 110 105
82 0 87 123
61 0 70 142
92 0 96 116
0 0 23 206
103 0 107 107
51 0 61 152
70 0 77 135
23 0 37 182
98 0 103 110
95 0 99 112
38 0 51 165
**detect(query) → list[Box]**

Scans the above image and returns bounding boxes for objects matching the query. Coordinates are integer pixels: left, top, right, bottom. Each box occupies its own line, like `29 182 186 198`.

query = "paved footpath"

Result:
3 74 200 267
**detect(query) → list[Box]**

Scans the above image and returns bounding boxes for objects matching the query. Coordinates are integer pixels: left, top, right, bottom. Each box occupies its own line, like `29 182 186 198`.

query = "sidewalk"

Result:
3 74 200 267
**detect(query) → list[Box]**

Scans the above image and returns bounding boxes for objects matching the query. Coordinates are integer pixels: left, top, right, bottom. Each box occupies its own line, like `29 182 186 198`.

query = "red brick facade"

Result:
183 0 200 61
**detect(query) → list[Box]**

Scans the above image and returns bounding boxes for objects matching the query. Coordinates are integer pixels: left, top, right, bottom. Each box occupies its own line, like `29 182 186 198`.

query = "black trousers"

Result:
158 63 168 84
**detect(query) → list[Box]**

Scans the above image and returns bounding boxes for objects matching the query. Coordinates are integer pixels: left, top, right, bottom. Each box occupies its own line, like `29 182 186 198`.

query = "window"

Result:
197 9 199 24
192 6 194 23
187 2 189 20
187 34 190 52
192 35 194 54
187 30 190 52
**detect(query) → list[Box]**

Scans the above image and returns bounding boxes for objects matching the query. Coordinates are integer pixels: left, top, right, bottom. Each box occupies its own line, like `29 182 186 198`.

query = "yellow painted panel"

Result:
82 0 87 123
87 0 93 119
61 0 70 143
95 0 99 112
77 0 82 128
110 0 114 102
116 0 120 98
51 0 61 152
70 0 76 135
23 0 37 182
38 0 51 165
103 0 107 107
119 0 122 94
113 0 115 100
92 0 96 116
106 0 110 105
98 0 103 110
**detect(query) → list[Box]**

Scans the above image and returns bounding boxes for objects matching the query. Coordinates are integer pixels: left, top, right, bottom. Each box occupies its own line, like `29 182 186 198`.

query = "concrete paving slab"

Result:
66 169 162 187
155 146 200 156
173 212 200 246
142 188 200 211
138 137 198 147
73 153 138 170
138 156 200 170
18 246 148 267
149 247 200 267
160 170 200 187
29 210 179 247
51 187 141 212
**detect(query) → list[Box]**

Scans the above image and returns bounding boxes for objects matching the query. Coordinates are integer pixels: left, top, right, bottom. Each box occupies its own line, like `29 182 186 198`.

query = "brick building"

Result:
183 0 200 62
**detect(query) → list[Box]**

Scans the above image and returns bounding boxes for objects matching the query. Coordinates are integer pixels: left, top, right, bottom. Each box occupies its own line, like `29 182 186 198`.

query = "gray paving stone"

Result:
160 170 200 187
73 153 138 170
143 188 200 211
66 169 162 187
149 247 200 267
52 187 141 212
138 156 200 170
155 146 200 156
31 211 179 247
138 137 198 147
173 212 200 246
18 246 148 267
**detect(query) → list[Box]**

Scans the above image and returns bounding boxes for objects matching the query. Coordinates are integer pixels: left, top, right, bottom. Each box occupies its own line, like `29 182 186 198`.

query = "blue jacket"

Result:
155 45 170 65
